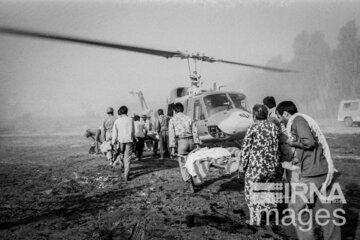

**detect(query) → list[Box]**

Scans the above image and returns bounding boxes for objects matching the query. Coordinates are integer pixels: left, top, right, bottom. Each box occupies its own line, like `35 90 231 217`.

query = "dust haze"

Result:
0 0 359 135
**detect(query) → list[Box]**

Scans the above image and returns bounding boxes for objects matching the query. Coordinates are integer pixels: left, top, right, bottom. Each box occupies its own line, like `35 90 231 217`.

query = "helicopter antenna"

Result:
194 58 197 73
187 58 191 77
194 57 202 79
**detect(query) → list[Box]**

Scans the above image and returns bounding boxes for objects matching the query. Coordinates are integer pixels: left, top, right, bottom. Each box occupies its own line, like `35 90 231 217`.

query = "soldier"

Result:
156 109 170 159
101 107 116 161
169 102 201 193
102 107 116 141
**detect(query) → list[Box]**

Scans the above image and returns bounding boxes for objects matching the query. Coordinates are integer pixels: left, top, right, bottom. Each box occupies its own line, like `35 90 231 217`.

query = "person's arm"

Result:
144 121 149 132
239 126 254 171
131 119 136 142
95 129 102 143
144 122 148 136
101 120 106 140
287 116 316 150
149 121 153 132
156 118 161 133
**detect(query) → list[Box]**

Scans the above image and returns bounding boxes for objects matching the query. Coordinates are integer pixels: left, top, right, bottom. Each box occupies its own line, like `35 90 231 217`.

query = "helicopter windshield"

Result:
204 94 233 117
229 93 250 112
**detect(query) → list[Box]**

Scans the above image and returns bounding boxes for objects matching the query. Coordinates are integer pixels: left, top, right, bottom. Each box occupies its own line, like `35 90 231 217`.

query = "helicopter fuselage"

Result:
168 89 254 146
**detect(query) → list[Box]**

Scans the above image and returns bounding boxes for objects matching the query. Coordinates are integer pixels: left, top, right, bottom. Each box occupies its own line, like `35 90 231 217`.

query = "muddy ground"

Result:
0 131 359 239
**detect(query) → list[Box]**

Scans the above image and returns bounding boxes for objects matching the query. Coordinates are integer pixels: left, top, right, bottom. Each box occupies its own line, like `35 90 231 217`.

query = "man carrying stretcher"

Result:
169 102 242 193
169 102 201 193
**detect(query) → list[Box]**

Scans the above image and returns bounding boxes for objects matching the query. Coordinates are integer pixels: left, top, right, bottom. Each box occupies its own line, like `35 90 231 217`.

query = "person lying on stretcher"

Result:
176 146 242 185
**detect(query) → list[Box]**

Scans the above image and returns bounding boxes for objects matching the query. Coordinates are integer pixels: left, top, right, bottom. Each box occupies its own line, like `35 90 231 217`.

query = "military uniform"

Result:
169 112 200 189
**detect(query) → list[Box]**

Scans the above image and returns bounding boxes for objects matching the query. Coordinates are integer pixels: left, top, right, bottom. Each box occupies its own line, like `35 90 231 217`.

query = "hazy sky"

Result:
0 0 360 119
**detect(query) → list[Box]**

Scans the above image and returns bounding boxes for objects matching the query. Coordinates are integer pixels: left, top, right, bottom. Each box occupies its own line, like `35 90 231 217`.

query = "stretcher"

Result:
177 147 242 184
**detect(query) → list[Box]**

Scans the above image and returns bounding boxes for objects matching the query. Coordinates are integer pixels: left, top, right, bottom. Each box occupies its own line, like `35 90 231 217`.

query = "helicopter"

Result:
0 27 295 147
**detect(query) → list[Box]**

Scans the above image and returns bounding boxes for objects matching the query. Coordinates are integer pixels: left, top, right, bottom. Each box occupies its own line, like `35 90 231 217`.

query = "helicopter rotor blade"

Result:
0 27 296 73
0 27 184 59
186 53 295 72
215 59 295 73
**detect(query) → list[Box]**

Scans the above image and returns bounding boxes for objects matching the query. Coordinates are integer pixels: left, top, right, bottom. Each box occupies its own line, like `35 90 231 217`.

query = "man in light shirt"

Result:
112 106 135 182
134 115 146 160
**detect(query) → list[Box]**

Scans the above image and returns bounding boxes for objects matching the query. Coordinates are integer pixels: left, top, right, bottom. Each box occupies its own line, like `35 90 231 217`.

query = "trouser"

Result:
177 138 195 182
245 172 277 225
159 130 169 158
134 137 145 158
288 174 342 240
153 139 158 154
88 129 102 153
105 150 112 161
113 142 133 179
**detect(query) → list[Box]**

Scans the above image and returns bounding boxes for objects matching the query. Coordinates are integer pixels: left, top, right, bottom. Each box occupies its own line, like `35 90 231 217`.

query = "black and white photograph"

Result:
0 0 359 239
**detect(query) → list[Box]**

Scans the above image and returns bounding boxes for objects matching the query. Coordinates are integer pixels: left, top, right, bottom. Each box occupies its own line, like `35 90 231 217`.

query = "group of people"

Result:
84 97 341 240
239 96 340 240
84 106 171 181
83 107 117 155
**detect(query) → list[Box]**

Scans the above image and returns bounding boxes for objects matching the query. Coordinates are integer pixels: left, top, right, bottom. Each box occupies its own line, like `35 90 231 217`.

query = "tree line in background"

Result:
246 20 360 119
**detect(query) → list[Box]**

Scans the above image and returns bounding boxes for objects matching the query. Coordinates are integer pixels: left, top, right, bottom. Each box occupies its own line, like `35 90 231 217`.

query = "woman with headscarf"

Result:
239 104 280 226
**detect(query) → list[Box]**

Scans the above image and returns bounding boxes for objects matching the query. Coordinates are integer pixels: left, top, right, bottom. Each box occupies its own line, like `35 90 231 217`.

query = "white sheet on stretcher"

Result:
185 147 233 177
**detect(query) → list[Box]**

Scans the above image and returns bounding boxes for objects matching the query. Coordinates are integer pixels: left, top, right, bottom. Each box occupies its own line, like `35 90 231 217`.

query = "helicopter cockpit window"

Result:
204 94 233 117
167 103 174 117
229 93 249 112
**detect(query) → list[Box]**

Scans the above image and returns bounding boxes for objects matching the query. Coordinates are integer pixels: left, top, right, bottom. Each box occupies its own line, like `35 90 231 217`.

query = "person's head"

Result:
205 98 212 107
263 96 276 109
276 101 298 122
118 106 128 115
173 102 184 113
252 104 268 121
142 114 147 121
157 109 164 116
134 115 140 121
84 129 91 138
106 107 114 115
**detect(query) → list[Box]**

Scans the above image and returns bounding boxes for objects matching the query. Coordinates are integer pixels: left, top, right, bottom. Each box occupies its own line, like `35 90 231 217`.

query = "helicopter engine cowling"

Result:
206 108 253 140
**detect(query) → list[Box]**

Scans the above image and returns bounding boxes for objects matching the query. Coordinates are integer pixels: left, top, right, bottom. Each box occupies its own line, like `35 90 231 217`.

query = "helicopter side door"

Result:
193 99 208 137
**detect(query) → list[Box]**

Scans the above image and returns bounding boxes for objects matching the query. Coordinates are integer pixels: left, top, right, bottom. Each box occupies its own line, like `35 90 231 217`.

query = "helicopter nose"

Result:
218 110 253 135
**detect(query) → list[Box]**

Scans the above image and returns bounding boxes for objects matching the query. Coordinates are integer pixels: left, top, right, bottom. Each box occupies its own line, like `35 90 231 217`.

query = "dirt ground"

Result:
0 131 359 239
